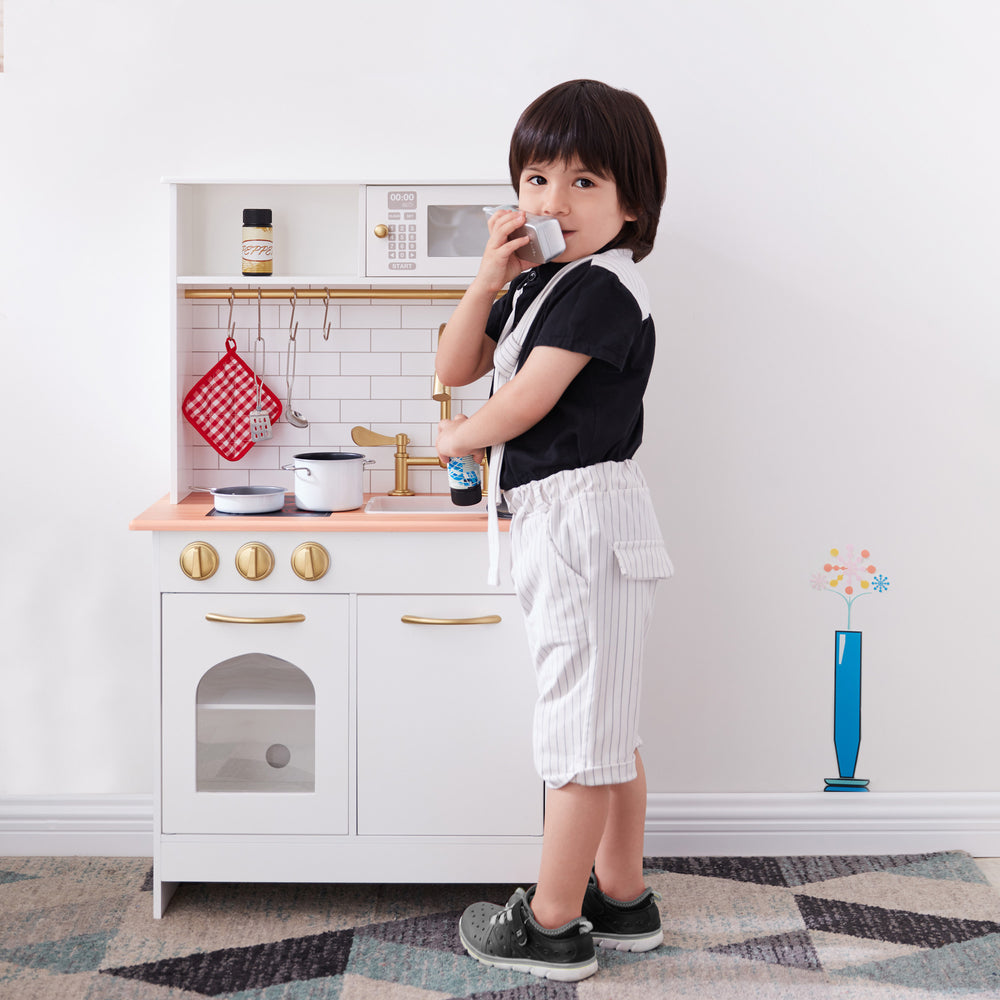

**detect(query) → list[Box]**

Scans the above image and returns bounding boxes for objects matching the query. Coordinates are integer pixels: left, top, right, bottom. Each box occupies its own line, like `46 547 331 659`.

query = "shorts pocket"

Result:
613 540 674 580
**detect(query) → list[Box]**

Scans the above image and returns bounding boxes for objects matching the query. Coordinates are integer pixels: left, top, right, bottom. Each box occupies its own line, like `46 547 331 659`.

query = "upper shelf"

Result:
174 183 361 279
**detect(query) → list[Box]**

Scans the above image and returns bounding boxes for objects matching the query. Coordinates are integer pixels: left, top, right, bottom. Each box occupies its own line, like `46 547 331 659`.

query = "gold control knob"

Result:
373 224 389 239
235 542 275 581
179 541 219 580
290 542 330 581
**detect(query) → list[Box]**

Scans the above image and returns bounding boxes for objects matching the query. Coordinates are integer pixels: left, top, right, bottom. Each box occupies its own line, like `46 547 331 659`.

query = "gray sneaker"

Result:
459 888 599 982
582 871 663 952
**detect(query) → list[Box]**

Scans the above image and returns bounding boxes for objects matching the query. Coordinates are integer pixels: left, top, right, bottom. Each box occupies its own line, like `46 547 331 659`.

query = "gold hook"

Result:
226 288 236 336
257 287 263 342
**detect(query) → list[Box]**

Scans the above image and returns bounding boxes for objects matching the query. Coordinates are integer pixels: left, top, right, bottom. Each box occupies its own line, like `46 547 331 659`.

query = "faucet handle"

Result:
351 426 398 448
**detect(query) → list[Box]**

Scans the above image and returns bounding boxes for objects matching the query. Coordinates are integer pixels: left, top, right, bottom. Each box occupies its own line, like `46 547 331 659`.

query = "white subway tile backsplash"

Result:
191 304 221 328
180 294 468 492
341 353 400 376
341 304 401 328
292 399 342 422
401 398 445 423
340 399 401 423
291 352 341 377
277 302 331 328
371 376 435 399
231 445 284 470
309 328 371 352
310 376 372 400
232 302 281 329
401 304 457 328
371 329 436 353
307 423 362 448
401 353 435 376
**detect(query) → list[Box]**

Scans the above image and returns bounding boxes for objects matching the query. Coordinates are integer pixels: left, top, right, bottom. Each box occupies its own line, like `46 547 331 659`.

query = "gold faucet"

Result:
351 425 443 496
350 363 488 497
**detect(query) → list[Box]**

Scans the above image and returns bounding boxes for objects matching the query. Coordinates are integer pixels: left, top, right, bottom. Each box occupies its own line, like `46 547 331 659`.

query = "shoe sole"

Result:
593 928 664 952
459 928 599 982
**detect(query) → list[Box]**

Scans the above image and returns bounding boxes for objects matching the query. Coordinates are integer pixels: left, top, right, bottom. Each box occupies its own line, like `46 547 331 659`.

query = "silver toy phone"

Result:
484 205 566 264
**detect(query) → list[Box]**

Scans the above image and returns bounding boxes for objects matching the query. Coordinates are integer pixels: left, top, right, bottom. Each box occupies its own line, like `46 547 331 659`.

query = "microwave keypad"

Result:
386 212 418 260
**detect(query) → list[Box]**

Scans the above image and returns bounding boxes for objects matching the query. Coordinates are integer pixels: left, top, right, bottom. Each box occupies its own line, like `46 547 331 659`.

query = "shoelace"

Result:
490 897 594 934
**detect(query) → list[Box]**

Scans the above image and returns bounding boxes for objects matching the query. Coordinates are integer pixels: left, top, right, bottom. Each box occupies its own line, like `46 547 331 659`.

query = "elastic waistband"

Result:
505 460 648 514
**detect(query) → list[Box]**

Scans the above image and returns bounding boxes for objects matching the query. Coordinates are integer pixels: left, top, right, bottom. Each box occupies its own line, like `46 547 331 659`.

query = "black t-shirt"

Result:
485 250 655 491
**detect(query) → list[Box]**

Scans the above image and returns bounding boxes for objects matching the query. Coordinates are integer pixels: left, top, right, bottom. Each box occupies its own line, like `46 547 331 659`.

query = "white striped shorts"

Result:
505 460 673 789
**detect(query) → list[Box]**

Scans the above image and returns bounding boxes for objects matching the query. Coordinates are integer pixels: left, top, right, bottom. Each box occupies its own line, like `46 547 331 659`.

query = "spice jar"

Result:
242 209 273 276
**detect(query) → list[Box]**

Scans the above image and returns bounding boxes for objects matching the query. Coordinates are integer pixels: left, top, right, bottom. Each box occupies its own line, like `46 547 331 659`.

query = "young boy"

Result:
435 79 671 982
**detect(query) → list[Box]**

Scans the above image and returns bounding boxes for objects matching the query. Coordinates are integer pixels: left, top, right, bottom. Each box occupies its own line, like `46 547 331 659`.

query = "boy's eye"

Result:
574 177 595 189
526 175 547 186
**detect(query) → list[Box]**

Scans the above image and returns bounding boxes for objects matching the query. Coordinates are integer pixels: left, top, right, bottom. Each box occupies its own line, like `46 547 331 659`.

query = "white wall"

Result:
0 1 997 797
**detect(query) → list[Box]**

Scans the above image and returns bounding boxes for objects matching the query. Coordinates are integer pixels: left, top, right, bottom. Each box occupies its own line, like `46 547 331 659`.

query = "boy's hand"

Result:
477 209 533 290
436 414 484 466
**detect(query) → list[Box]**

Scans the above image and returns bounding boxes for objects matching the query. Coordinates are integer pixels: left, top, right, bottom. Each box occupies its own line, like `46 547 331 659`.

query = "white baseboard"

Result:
0 795 153 856
2 792 999 858
643 791 1000 857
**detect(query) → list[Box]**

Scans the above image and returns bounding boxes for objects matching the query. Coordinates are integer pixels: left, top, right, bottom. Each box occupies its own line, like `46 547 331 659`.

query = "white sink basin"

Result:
364 494 488 515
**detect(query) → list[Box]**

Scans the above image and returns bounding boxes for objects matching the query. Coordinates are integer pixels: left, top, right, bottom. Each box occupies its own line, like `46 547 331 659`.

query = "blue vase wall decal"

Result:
825 629 869 791
812 546 888 792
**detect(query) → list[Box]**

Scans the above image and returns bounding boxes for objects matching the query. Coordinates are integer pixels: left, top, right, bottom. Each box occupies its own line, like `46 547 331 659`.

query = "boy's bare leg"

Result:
594 750 648 901
530 783 609 929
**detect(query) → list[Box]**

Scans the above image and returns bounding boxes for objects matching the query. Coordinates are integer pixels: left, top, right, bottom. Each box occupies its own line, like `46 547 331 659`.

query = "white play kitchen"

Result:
131 180 544 918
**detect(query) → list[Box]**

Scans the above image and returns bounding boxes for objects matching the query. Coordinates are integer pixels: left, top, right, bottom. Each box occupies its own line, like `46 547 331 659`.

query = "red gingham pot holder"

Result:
182 337 283 461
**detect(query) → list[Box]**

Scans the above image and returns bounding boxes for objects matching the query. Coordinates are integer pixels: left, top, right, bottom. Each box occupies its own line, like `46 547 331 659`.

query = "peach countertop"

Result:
130 494 505 533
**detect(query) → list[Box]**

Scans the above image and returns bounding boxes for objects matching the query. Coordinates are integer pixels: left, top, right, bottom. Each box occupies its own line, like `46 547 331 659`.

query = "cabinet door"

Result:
161 593 349 835
357 595 542 836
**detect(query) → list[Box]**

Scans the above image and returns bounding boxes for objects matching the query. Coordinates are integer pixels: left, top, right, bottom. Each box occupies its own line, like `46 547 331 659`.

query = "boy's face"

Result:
517 159 635 263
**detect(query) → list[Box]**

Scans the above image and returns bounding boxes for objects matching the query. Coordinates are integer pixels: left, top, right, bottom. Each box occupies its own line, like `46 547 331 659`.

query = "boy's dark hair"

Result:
508 79 667 262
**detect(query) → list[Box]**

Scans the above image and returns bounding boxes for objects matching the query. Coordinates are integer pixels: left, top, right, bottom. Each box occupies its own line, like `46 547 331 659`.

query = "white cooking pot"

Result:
281 452 374 511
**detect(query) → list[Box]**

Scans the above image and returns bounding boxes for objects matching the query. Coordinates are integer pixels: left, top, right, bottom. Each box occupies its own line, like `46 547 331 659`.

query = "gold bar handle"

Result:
401 614 502 626
205 613 306 624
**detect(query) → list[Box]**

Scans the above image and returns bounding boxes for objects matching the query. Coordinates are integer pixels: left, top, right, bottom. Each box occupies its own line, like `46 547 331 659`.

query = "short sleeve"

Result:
530 266 644 371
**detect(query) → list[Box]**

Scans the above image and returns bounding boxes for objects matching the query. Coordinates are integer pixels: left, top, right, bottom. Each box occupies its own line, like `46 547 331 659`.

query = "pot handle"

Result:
280 462 312 477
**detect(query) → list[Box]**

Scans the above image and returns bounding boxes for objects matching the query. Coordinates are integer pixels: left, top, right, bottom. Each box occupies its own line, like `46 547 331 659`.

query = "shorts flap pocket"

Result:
613 540 674 580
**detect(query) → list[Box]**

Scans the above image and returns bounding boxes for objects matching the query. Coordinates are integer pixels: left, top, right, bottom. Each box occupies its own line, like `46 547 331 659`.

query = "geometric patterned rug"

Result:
3 852 1000 998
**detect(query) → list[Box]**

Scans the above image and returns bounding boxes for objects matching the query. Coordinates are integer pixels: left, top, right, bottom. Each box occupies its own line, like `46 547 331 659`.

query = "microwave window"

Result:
427 205 489 258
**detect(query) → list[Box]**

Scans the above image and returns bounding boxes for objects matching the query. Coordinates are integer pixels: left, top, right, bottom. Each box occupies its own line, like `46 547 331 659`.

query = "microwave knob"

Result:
235 542 275 581
291 542 330 581
179 541 219 580
373 224 389 239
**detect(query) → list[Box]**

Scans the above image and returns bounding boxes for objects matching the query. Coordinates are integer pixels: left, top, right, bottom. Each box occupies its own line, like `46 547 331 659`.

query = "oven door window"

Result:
196 653 315 794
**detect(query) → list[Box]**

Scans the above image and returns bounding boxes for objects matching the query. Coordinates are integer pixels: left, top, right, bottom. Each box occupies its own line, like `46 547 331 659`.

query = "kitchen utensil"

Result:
284 292 308 428
182 337 283 461
281 452 374 511
248 331 273 442
190 485 286 514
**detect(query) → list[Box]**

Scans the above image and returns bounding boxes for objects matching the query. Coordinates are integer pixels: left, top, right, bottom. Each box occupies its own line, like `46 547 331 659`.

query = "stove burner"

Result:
207 496 332 517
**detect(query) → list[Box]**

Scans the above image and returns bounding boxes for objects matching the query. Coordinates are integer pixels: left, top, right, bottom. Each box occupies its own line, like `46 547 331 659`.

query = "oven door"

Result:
160 593 349 835
364 183 514 278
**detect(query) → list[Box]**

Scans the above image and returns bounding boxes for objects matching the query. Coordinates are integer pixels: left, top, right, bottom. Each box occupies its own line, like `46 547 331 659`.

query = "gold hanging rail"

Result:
183 287 467 301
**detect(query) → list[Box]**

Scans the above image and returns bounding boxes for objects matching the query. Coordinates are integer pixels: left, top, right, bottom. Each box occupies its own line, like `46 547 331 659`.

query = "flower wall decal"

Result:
812 545 890 629
810 545 891 792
